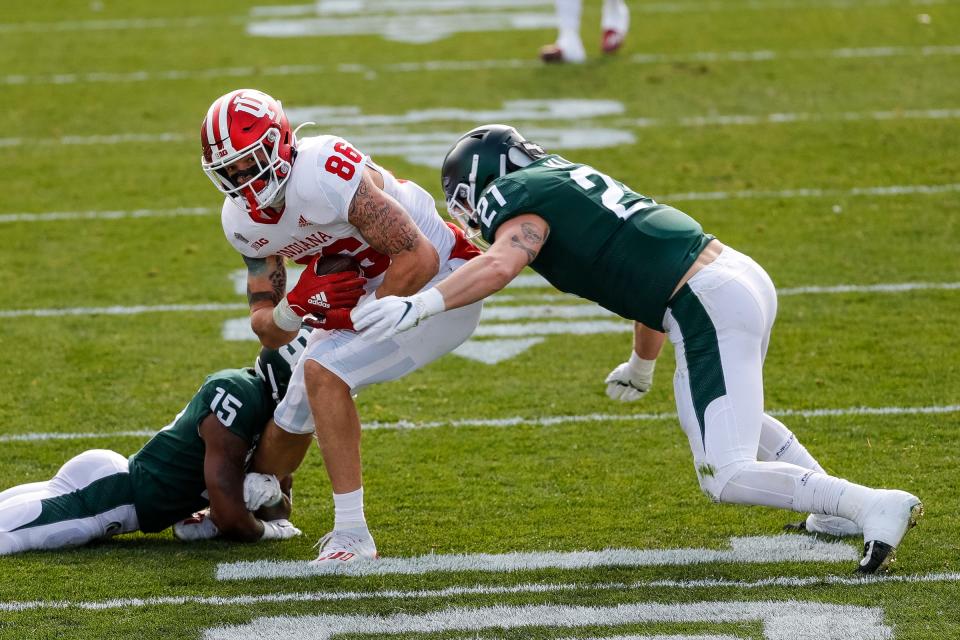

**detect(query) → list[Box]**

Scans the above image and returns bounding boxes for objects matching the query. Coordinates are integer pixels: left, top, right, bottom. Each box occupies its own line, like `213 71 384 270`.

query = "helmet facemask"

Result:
443 137 544 243
254 327 312 403
200 89 296 221
202 127 291 217
445 155 482 241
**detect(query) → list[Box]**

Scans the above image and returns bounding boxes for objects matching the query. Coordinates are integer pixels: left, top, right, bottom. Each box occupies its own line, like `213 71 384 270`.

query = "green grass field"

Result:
2 0 959 638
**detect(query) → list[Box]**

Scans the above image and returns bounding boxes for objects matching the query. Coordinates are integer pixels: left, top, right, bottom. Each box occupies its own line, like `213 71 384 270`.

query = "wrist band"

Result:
272 298 302 332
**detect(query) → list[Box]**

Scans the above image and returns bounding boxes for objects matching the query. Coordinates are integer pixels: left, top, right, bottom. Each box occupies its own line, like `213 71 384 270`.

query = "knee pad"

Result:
695 459 748 503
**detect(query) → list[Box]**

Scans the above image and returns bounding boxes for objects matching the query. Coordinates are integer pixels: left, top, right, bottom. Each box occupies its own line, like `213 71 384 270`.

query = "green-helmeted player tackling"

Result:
352 124 924 574
0 333 311 555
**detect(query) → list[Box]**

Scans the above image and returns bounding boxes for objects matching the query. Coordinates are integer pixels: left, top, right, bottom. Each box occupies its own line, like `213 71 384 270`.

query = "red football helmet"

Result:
200 89 296 220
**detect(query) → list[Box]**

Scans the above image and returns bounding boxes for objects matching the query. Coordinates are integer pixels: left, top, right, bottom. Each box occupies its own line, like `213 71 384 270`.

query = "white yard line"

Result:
661 182 960 202
0 303 245 319
0 430 158 443
0 207 216 223
6 44 960 86
4 280 955 319
628 108 960 129
4 404 956 443
0 0 944 34
204 601 892 640
3 108 960 150
216 535 857 580
3 571 957 612
4 183 958 225
361 404 960 432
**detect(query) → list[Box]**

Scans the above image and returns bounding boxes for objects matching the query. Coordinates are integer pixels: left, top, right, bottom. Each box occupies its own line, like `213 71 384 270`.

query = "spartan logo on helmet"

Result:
440 124 546 241
255 327 313 402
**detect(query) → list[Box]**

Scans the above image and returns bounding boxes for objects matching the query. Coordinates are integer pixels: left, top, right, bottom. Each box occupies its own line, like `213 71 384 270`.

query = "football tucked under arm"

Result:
273 253 367 331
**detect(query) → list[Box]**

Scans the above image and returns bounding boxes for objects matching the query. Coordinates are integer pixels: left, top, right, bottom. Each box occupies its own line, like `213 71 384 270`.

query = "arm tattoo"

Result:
348 175 421 256
520 222 546 245
243 255 268 276
246 256 286 307
509 235 538 264
268 259 286 302
247 288 275 306
509 222 547 264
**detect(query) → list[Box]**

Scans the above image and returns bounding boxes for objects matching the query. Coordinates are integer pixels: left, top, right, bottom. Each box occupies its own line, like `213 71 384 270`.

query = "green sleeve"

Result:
196 374 268 445
478 178 532 245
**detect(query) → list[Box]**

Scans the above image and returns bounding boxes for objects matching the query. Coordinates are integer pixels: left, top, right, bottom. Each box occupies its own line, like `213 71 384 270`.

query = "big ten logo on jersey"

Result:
297 238 390 279
233 93 276 121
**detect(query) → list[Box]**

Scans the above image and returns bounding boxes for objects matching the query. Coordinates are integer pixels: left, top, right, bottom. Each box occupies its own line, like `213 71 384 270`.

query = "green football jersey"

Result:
478 155 713 330
127 369 272 532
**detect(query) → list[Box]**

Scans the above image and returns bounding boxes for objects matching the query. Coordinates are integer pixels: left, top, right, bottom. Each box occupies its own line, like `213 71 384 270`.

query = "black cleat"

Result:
855 540 897 574
783 520 808 533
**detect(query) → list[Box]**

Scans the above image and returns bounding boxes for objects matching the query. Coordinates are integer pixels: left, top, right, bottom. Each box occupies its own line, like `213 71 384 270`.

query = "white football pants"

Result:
275 260 483 435
0 449 139 555
663 246 858 514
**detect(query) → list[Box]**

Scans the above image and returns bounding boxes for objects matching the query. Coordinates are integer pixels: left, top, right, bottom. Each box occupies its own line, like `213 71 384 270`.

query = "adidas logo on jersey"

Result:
307 292 330 309
298 215 311 228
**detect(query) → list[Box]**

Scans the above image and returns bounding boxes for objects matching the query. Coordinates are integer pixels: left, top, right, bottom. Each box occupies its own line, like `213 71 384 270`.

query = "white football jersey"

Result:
221 135 457 289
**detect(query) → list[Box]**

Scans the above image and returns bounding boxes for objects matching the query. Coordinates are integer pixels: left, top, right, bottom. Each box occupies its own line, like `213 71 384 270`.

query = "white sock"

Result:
601 0 629 32
555 0 582 35
793 472 873 523
332 487 367 531
720 461 810 509
757 414 826 473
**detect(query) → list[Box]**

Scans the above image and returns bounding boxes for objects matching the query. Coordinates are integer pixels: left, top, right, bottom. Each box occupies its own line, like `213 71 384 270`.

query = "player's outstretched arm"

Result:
351 214 548 342
435 214 548 309
348 168 439 298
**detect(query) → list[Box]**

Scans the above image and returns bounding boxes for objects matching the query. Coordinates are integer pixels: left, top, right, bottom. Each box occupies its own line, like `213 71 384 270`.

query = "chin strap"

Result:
243 183 286 223
292 121 316 141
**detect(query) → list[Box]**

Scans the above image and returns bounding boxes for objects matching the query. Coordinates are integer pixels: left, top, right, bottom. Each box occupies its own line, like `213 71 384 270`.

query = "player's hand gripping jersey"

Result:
476 155 713 330
221 135 473 291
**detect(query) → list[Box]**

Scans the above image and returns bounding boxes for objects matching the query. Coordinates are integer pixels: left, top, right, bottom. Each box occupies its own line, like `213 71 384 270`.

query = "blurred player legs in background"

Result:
541 0 630 63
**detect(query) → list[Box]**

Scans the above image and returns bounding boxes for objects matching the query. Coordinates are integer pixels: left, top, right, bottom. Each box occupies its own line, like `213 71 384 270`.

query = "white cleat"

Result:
784 513 860 537
856 489 923 574
310 528 379 565
805 513 861 537
601 0 629 54
540 33 586 64
601 29 627 54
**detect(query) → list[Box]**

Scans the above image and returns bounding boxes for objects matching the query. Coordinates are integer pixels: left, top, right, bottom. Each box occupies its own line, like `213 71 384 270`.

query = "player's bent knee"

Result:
303 359 350 393
695 459 750 504
253 420 313 477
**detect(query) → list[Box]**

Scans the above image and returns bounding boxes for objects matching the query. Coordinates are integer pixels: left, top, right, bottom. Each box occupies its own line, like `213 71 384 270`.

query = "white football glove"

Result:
243 472 283 511
260 519 303 541
351 288 446 342
172 509 220 541
604 353 656 402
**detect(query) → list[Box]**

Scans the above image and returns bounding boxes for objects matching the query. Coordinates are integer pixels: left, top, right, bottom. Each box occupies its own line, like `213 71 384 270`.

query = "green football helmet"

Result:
441 124 546 240
255 327 312 402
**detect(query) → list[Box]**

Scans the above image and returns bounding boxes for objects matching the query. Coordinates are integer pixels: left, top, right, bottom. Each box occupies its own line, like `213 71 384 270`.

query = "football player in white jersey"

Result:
200 89 483 564
541 0 630 64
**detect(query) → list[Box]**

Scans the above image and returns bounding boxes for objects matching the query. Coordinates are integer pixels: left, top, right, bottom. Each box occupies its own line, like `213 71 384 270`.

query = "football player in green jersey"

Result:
0 334 311 555
352 124 924 574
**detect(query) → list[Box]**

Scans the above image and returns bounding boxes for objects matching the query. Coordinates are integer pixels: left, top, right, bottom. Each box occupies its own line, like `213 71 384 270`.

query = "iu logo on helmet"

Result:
233 94 276 121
